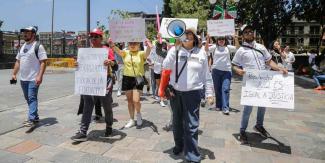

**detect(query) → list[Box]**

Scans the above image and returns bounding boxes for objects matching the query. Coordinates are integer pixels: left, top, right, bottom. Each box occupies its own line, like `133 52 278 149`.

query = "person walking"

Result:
111 39 152 129
205 35 238 115
11 26 47 127
232 25 288 144
160 28 214 163
71 28 116 141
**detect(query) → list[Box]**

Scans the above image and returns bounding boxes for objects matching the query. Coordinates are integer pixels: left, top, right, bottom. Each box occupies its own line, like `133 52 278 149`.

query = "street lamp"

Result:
51 0 54 58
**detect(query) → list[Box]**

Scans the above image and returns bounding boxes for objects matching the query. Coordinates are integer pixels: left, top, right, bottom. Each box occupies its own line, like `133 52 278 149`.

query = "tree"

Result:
163 0 172 17
169 0 211 30
0 20 3 30
236 0 299 48
146 22 157 40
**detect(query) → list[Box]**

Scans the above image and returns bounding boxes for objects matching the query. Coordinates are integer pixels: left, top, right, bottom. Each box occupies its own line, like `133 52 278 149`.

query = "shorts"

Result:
153 72 161 80
122 75 144 91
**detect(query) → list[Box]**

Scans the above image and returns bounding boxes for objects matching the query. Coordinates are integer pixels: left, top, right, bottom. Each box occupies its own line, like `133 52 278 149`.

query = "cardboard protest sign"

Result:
207 19 235 36
241 69 294 109
75 48 107 96
109 18 146 42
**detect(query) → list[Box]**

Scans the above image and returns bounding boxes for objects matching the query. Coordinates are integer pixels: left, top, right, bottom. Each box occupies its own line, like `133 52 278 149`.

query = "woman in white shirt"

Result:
281 45 295 72
205 35 237 115
161 28 213 163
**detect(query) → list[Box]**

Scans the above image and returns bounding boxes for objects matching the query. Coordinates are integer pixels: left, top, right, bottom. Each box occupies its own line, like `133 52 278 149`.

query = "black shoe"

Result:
200 100 206 107
187 161 199 163
239 131 248 144
105 127 113 137
254 125 270 138
93 115 101 122
71 132 87 142
172 146 183 155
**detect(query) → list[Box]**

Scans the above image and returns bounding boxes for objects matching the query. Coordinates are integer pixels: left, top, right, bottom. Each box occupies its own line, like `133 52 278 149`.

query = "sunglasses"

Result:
90 35 102 39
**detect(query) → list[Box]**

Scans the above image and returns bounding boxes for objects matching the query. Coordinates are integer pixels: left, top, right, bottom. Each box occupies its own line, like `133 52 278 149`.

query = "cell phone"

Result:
10 79 17 85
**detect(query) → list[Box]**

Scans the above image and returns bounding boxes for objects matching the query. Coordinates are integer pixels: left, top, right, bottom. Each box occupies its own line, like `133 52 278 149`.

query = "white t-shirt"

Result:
148 47 165 74
232 41 272 70
282 52 295 71
163 46 212 97
16 41 47 81
209 45 236 72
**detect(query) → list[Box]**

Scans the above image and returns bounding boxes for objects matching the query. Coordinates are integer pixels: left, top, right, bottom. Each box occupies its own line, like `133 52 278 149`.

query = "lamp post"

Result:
51 0 54 58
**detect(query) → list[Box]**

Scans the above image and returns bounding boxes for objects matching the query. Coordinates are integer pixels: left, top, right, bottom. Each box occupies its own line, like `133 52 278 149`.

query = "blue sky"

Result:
0 0 163 32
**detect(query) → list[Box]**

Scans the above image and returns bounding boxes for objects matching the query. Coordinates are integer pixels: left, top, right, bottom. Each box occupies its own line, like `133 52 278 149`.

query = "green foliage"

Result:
169 0 210 30
146 22 157 40
237 0 298 47
0 20 3 30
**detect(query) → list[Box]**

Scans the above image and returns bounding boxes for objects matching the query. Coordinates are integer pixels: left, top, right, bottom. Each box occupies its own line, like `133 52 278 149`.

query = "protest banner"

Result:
159 18 198 38
207 19 235 36
109 18 146 42
75 48 107 96
240 69 294 109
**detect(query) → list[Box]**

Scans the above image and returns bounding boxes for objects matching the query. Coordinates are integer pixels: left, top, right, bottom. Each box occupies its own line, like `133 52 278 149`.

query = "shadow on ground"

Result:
232 132 291 154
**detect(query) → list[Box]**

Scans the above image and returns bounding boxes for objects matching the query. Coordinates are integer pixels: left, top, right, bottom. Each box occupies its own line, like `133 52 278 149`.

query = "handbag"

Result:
130 53 145 86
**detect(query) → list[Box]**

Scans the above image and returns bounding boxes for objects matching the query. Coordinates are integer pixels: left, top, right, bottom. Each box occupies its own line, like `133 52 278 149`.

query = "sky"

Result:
0 0 163 32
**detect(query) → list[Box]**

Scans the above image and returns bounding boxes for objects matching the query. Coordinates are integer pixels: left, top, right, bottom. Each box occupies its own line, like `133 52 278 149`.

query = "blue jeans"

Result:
150 69 157 96
313 74 325 86
20 81 39 121
211 69 231 111
240 106 266 132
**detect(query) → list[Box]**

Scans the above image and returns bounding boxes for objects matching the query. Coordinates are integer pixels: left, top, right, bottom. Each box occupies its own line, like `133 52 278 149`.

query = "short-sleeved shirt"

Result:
209 45 236 72
121 50 145 77
282 52 295 71
148 46 165 74
163 46 210 92
232 41 272 70
16 41 47 81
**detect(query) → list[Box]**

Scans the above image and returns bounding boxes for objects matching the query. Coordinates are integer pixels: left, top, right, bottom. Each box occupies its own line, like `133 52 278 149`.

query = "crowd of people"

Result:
10 22 324 163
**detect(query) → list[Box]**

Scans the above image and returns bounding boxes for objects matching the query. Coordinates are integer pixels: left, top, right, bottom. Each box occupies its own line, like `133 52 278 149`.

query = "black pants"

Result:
170 89 201 162
77 95 102 116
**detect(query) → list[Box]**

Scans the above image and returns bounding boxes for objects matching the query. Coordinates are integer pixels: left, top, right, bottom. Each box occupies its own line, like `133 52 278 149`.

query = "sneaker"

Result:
172 146 183 155
239 131 248 144
253 125 270 138
154 96 160 102
136 113 143 127
93 115 101 122
124 119 135 128
71 132 87 142
200 99 206 107
24 120 38 127
160 101 167 107
117 91 122 97
222 110 230 115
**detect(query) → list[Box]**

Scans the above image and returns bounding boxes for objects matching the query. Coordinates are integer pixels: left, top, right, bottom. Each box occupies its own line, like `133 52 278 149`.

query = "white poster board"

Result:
207 19 235 36
109 18 146 42
159 18 198 38
75 48 107 96
240 69 294 109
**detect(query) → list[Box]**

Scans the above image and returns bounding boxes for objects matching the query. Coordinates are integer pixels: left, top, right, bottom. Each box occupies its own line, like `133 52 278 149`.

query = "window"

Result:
309 38 319 46
310 26 320 35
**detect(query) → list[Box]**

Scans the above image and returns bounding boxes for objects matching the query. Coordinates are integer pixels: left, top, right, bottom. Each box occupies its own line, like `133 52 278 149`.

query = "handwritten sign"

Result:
75 48 107 96
207 19 235 36
109 18 145 42
240 69 294 109
159 18 198 38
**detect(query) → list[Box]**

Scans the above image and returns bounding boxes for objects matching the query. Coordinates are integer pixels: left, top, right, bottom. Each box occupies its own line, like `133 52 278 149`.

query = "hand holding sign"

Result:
207 19 235 37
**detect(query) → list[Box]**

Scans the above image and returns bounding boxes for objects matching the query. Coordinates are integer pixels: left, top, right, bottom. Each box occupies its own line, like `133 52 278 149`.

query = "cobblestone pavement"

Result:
0 69 324 163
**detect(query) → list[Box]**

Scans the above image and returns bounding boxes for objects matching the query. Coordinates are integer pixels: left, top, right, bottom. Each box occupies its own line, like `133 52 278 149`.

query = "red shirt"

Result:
103 45 115 60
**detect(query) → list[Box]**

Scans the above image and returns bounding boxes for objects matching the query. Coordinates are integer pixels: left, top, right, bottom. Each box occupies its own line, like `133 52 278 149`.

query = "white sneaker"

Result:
160 101 167 107
154 96 160 102
136 113 143 126
117 91 122 97
124 119 135 128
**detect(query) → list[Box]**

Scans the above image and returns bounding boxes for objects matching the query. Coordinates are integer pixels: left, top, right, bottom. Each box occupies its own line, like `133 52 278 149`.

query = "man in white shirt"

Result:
11 26 47 127
232 24 287 144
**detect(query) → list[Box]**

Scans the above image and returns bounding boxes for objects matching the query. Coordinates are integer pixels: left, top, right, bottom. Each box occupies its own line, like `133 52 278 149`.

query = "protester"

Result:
111 39 152 129
113 42 125 97
160 28 214 163
281 45 295 72
71 28 115 141
232 24 288 144
148 34 168 107
11 26 47 127
269 40 283 66
205 35 238 115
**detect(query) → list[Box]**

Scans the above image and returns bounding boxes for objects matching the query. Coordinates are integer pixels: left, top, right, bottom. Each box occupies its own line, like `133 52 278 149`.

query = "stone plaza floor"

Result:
0 68 324 163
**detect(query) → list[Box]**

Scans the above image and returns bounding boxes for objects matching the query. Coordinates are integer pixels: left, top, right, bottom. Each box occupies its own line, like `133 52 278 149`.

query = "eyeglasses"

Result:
243 31 254 35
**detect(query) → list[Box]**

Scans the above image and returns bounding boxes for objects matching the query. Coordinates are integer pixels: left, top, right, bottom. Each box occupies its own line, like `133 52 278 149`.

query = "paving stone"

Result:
80 141 112 155
25 158 53 163
6 140 42 154
131 150 163 162
74 153 112 163
103 146 138 161
49 149 85 163
58 139 90 151
127 138 159 150
0 149 32 163
27 145 63 161
0 135 24 149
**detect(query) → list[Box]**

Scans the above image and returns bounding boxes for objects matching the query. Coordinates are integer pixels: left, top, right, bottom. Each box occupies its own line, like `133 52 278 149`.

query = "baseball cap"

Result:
90 28 103 36
20 26 38 33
